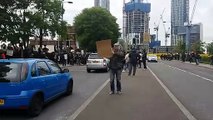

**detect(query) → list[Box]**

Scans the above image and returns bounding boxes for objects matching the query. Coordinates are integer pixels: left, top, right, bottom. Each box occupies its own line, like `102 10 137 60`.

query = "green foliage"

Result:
118 39 126 51
174 40 186 53
206 42 213 55
74 7 121 52
200 54 211 64
191 41 205 54
0 0 66 47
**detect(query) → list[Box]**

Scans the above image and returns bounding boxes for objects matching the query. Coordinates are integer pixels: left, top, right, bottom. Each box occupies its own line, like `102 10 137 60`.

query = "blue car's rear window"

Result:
0 62 22 82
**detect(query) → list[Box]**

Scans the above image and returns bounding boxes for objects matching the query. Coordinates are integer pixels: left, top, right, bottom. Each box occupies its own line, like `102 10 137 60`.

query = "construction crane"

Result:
154 8 165 41
160 13 170 47
186 0 199 52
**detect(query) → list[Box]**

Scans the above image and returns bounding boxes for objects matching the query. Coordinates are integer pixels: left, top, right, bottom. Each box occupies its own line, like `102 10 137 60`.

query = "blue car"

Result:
0 58 73 116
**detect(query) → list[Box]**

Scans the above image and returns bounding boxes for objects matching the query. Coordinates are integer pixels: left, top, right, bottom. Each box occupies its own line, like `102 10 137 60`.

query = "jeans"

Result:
124 62 129 71
142 60 147 69
110 69 122 92
195 58 199 65
128 63 137 76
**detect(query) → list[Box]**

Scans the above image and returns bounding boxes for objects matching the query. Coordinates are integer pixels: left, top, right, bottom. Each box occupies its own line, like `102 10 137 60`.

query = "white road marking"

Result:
148 67 197 120
68 79 110 120
166 64 213 83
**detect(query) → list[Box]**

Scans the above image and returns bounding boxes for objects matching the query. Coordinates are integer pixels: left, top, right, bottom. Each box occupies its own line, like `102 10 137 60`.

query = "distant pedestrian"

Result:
142 49 147 69
1 51 6 59
138 52 142 68
128 49 140 76
109 47 124 95
64 53 68 66
60 52 66 66
195 52 200 65
181 52 186 62
210 55 213 66
189 53 194 63
124 52 130 72
42 45 49 54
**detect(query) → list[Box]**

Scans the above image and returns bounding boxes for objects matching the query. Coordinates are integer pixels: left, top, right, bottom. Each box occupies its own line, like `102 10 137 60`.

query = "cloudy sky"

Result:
63 0 213 45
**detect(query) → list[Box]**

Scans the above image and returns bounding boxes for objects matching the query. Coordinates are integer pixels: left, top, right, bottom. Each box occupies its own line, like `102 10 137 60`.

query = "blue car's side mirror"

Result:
63 69 69 73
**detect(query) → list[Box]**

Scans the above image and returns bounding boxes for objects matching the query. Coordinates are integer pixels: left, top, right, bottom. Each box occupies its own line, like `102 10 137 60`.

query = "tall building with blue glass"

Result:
123 0 151 45
171 0 189 46
94 0 110 11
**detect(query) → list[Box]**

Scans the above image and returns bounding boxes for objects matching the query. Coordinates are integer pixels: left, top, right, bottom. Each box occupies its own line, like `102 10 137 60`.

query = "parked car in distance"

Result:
147 54 158 62
0 58 73 117
86 53 109 73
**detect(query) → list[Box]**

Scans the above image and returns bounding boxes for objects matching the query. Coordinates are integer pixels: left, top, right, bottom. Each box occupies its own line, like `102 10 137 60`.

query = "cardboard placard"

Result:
96 39 113 58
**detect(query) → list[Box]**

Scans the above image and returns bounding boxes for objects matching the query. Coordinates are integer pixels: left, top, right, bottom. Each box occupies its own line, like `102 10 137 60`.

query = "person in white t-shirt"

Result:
124 52 129 72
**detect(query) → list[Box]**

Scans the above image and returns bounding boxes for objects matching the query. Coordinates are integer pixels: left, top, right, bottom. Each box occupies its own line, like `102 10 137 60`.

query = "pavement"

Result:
190 62 213 69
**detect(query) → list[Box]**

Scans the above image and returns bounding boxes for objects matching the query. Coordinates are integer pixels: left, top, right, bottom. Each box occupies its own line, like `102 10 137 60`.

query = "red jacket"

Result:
1 53 6 59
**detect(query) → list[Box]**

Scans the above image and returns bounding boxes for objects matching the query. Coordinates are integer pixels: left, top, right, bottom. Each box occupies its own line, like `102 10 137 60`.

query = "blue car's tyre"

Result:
65 80 73 96
28 94 44 117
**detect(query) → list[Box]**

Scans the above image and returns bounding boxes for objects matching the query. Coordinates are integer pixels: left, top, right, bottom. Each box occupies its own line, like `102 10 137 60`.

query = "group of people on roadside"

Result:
188 52 201 65
0 43 89 66
108 46 147 95
124 49 147 76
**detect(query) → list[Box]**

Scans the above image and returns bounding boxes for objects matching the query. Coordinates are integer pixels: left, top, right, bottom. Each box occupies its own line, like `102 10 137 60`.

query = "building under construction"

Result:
123 0 151 46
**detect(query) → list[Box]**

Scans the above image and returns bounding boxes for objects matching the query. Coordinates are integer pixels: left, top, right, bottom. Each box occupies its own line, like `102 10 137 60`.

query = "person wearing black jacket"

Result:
108 48 124 94
128 49 140 76
142 49 147 69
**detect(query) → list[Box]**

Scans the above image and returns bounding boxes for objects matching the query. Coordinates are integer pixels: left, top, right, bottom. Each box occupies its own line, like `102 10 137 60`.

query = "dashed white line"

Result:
148 67 197 120
68 79 110 120
165 64 213 83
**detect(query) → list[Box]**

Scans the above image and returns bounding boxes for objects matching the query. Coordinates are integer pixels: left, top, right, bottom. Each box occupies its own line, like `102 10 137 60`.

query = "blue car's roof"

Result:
0 58 49 64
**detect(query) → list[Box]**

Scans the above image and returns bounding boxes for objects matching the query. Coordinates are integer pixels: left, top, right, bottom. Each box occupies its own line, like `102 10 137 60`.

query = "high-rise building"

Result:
94 0 110 11
123 0 151 46
177 23 203 44
171 0 189 46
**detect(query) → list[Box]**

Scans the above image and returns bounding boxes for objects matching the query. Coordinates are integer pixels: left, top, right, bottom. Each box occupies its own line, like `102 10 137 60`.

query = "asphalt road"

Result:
0 65 109 120
1 61 213 120
148 60 213 120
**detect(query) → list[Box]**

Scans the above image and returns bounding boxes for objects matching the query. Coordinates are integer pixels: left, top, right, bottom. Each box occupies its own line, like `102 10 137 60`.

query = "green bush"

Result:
200 54 211 64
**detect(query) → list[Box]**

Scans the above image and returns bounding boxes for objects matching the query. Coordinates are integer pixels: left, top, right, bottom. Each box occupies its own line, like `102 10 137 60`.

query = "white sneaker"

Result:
116 91 122 95
109 91 115 95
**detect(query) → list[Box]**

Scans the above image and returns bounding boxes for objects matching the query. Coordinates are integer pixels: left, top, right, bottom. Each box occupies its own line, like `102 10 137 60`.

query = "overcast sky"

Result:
63 0 213 45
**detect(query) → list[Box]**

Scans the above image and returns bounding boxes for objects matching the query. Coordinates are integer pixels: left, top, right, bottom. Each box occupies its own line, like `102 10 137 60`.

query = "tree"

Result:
33 0 65 48
0 0 66 48
0 0 19 43
207 42 213 55
174 40 186 53
74 7 120 52
191 41 205 54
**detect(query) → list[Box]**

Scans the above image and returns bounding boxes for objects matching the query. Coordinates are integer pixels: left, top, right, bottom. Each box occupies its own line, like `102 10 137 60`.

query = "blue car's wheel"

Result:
28 94 44 117
65 80 73 96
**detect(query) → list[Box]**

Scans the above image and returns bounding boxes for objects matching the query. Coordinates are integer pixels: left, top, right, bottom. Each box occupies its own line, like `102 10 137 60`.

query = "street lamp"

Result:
58 0 73 51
